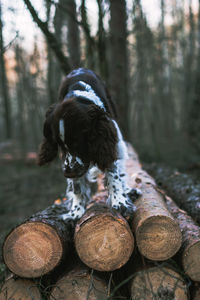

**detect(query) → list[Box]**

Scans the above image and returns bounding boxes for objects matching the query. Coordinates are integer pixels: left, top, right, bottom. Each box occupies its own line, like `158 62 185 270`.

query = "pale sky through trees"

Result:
2 0 198 53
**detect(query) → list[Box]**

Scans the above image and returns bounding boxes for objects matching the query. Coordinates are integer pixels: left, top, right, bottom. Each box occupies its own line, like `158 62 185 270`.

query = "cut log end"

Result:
50 269 108 300
183 241 200 281
136 215 182 260
3 222 63 278
0 277 42 300
130 267 188 300
75 205 134 271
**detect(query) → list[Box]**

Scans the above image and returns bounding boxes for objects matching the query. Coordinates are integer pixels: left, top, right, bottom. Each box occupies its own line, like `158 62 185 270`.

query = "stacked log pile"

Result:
1 145 200 299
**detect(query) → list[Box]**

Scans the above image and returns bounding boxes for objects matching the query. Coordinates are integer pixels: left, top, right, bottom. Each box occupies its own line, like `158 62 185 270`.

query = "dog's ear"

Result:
37 104 58 166
88 107 118 171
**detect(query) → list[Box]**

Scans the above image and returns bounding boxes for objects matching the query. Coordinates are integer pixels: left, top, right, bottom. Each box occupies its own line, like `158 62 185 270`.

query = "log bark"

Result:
164 195 200 281
0 276 42 300
74 202 134 272
3 203 73 278
50 267 108 300
125 146 182 260
130 265 188 300
145 164 200 224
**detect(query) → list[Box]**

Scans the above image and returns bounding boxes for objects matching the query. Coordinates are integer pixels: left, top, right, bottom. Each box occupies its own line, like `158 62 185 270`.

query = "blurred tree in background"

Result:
0 0 200 167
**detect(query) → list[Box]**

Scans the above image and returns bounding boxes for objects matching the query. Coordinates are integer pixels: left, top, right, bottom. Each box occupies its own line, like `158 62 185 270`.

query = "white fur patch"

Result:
112 120 128 160
67 81 106 111
59 119 65 142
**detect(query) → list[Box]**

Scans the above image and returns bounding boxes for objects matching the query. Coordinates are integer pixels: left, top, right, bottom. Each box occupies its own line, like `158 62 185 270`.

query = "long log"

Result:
74 202 134 272
3 203 73 278
49 267 108 299
130 264 188 300
164 195 200 281
0 276 42 300
125 146 182 260
145 164 200 224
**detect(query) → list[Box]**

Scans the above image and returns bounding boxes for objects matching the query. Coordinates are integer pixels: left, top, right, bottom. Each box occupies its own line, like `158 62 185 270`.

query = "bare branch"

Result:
23 0 71 74
47 0 95 46
3 31 19 53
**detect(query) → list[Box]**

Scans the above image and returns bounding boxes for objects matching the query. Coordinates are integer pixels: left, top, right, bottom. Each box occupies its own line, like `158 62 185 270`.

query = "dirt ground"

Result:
0 158 66 281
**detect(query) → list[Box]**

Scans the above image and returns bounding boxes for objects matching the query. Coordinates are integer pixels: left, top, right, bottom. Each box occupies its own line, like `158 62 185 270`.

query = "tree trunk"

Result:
50 267 108 299
184 0 195 133
74 202 134 272
164 195 200 281
0 276 42 300
80 0 96 70
188 0 200 153
3 203 74 278
15 44 27 153
130 264 188 300
145 164 200 224
0 2 12 139
125 146 182 261
109 0 129 139
65 0 81 68
45 0 58 104
96 0 108 79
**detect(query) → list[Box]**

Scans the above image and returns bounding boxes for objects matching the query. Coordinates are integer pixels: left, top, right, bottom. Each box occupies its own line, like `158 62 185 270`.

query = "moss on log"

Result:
3 203 74 278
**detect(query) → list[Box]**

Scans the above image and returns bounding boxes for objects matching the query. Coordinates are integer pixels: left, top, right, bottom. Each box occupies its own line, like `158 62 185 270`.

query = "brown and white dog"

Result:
38 68 141 219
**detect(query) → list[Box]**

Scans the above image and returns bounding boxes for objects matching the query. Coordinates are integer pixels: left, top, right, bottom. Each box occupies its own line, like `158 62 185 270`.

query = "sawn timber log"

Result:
145 164 200 224
165 195 200 281
3 203 73 278
126 145 182 260
0 276 42 300
74 202 134 272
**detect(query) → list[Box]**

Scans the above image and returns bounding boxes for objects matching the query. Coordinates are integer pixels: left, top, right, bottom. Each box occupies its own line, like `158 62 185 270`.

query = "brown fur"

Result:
37 69 118 171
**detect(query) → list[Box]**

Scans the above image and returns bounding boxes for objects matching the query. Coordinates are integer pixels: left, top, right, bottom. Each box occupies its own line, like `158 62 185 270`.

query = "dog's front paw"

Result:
111 193 137 218
127 187 142 201
62 205 85 220
112 203 135 217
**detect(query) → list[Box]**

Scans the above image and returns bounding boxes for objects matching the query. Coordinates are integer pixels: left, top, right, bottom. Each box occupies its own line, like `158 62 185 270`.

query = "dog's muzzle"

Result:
63 153 89 178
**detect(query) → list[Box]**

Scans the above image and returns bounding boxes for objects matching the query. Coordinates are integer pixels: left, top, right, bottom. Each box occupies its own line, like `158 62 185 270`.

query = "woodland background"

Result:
1 0 200 166
0 0 200 280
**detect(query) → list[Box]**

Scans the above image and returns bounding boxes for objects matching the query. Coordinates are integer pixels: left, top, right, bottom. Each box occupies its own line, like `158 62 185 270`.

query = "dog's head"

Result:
37 97 118 177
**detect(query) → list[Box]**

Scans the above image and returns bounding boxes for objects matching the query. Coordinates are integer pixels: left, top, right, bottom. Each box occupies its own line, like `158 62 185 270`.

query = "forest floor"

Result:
0 158 66 282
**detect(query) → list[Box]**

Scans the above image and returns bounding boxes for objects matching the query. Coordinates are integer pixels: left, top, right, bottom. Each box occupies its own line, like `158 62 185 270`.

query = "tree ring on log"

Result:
136 215 182 260
75 210 134 271
130 266 188 300
50 269 108 299
183 241 200 281
0 277 42 300
3 222 63 278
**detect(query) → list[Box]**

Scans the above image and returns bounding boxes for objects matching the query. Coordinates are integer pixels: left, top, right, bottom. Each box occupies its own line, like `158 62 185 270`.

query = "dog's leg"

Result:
106 121 142 216
62 176 91 220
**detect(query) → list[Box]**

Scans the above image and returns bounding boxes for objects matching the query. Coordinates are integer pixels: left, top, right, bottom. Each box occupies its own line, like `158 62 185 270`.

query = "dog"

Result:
37 68 141 219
